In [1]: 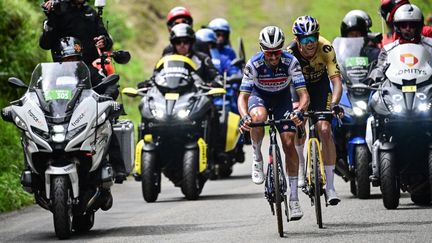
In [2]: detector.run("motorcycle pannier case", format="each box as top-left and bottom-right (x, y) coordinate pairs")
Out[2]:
(113, 120), (135, 174)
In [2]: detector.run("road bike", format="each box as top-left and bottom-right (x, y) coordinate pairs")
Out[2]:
(250, 109), (290, 237)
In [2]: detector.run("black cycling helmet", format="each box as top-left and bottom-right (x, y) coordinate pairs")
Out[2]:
(340, 14), (368, 37)
(55, 36), (83, 61)
(169, 23), (195, 44)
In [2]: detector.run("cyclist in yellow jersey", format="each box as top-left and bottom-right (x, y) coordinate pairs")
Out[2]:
(287, 15), (343, 205)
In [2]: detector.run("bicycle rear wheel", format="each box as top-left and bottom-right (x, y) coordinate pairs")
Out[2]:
(312, 142), (323, 228)
(272, 145), (284, 237)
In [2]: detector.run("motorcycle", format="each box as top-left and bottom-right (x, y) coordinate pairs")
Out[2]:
(210, 58), (245, 179)
(332, 37), (374, 199)
(1, 61), (123, 239)
(122, 55), (225, 202)
(368, 43), (432, 209)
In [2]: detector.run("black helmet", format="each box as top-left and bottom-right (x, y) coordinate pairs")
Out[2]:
(170, 23), (195, 44)
(55, 37), (83, 61)
(340, 13), (368, 37)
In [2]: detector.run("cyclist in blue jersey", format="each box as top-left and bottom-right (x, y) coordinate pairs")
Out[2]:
(238, 26), (310, 220)
(208, 18), (237, 61)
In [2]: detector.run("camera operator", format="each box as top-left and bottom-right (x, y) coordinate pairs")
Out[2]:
(40, 0), (127, 183)
(39, 0), (113, 83)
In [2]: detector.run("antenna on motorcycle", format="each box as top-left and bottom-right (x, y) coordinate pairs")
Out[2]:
(238, 37), (246, 68)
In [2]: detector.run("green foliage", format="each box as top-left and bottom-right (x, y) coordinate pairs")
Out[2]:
(0, 0), (49, 100)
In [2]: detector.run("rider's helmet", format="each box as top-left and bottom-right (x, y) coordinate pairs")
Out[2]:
(208, 18), (231, 46)
(292, 15), (320, 36)
(166, 6), (193, 29)
(195, 28), (217, 44)
(379, 0), (410, 24)
(393, 4), (423, 41)
(259, 26), (285, 51)
(340, 13), (368, 37)
(346, 10), (373, 30)
(170, 23), (195, 44)
(55, 36), (83, 61)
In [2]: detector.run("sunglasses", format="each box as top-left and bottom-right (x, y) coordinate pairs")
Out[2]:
(173, 38), (191, 45)
(298, 35), (318, 45)
(263, 49), (283, 57)
(398, 22), (417, 29)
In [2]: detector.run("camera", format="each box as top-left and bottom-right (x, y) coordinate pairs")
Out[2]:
(42, 0), (72, 15)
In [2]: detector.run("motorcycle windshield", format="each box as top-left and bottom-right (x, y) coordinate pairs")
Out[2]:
(154, 55), (196, 92)
(385, 43), (432, 85)
(29, 61), (91, 119)
(333, 37), (369, 85)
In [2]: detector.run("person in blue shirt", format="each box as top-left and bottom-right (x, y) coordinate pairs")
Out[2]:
(208, 18), (237, 62)
(238, 26), (309, 220)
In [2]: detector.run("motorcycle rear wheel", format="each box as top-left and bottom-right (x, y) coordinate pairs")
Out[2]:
(51, 175), (73, 239)
(72, 211), (94, 233)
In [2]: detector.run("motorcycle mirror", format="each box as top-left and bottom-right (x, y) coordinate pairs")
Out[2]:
(8, 77), (28, 89)
(122, 87), (139, 97)
(207, 87), (226, 96)
(94, 74), (119, 90)
(112, 50), (131, 64)
(230, 57), (245, 68)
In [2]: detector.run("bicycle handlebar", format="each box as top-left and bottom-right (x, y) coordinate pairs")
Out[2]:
(249, 110), (342, 128)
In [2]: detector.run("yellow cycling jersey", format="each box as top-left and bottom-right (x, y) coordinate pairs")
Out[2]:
(287, 36), (341, 84)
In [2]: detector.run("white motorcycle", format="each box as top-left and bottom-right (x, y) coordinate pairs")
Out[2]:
(367, 43), (432, 209)
(1, 61), (122, 239)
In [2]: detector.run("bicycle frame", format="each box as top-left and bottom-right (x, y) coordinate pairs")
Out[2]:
(306, 123), (327, 187)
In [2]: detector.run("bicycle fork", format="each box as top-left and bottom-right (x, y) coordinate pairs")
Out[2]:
(305, 137), (329, 206)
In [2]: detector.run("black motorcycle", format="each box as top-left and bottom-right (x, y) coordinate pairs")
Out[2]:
(368, 43), (432, 209)
(123, 55), (225, 202)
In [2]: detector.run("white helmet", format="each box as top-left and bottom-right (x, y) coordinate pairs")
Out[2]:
(393, 4), (423, 23)
(259, 26), (285, 51)
(393, 4), (423, 40)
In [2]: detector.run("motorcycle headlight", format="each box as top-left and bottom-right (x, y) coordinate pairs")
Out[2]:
(355, 101), (367, 110)
(52, 125), (66, 143)
(177, 109), (190, 119)
(14, 116), (27, 131)
(418, 103), (431, 112)
(353, 107), (364, 116)
(393, 105), (403, 113)
(151, 109), (164, 119)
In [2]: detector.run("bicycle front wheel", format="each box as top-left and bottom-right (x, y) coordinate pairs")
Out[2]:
(312, 141), (323, 228)
(272, 145), (284, 237)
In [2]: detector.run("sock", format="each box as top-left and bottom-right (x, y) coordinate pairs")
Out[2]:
(252, 139), (263, 162)
(295, 144), (305, 177)
(325, 165), (335, 191)
(288, 176), (299, 201)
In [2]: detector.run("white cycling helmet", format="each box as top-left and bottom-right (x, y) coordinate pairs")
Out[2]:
(259, 26), (285, 51)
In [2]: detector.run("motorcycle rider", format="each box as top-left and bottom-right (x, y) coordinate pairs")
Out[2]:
(162, 6), (194, 56)
(54, 36), (127, 183)
(380, 0), (432, 45)
(208, 18), (237, 62)
(238, 26), (309, 220)
(370, 4), (432, 83)
(340, 11), (381, 63)
(287, 16), (344, 205)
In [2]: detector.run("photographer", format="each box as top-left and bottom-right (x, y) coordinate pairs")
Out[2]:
(40, 1), (126, 183)
(39, 0), (113, 86)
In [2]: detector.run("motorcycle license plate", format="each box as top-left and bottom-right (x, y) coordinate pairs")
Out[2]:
(165, 93), (179, 100)
(402, 86), (416, 92)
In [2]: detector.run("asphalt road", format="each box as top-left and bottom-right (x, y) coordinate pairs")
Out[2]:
(1, 138), (432, 242)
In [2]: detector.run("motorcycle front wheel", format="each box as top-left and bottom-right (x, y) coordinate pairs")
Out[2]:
(182, 149), (200, 200)
(51, 175), (73, 239)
